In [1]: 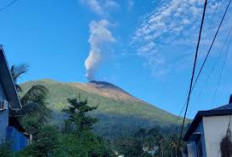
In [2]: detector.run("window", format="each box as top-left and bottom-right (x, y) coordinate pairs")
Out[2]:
(0, 100), (8, 111)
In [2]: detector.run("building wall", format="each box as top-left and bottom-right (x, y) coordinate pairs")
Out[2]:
(197, 121), (207, 157)
(203, 115), (232, 157)
(187, 121), (207, 157)
(0, 81), (8, 143)
(6, 127), (28, 151)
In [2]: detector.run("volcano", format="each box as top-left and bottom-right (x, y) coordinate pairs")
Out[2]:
(21, 79), (183, 138)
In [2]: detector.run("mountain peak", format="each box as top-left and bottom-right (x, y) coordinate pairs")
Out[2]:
(88, 80), (132, 97)
(21, 79), (182, 138)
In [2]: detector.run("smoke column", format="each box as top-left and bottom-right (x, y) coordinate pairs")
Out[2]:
(85, 19), (115, 81)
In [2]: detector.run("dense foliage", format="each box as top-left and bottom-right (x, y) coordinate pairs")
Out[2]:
(2, 96), (114, 157)
(113, 128), (184, 157)
(0, 64), (186, 157)
(21, 79), (183, 139)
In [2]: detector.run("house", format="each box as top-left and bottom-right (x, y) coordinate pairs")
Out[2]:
(183, 95), (232, 157)
(0, 46), (28, 151)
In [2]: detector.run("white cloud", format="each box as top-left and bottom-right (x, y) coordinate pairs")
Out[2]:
(81, 0), (104, 16)
(104, 0), (120, 9)
(81, 0), (119, 16)
(85, 19), (116, 80)
(132, 0), (223, 75)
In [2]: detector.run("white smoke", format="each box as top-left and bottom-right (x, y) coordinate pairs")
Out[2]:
(85, 19), (116, 81)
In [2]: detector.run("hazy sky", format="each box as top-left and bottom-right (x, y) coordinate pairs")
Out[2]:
(0, 0), (232, 118)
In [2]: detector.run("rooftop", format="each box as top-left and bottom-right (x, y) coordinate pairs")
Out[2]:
(184, 95), (232, 141)
(0, 46), (22, 110)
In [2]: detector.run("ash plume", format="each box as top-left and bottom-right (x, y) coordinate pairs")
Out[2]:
(85, 19), (115, 81)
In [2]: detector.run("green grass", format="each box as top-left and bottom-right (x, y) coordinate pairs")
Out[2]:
(21, 79), (183, 138)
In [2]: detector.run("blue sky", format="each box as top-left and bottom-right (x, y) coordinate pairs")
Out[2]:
(0, 0), (232, 118)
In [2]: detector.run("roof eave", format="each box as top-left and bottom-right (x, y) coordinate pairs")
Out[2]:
(0, 46), (22, 110)
(184, 109), (232, 141)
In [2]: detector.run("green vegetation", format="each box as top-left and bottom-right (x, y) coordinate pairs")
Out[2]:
(16, 97), (113, 157)
(2, 90), (114, 157)
(0, 143), (12, 157)
(20, 79), (183, 138)
(114, 128), (184, 157)
(62, 98), (98, 134)
(0, 65), (187, 157)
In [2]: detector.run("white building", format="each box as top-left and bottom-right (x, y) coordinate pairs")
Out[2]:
(184, 96), (232, 157)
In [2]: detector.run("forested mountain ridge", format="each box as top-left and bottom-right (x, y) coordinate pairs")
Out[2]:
(21, 79), (183, 138)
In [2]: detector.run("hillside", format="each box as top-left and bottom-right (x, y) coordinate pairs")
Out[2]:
(21, 79), (182, 138)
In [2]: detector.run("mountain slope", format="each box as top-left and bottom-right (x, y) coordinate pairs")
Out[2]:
(21, 79), (182, 138)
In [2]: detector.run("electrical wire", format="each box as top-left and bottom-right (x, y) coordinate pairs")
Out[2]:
(0, 0), (20, 13)
(211, 37), (232, 108)
(194, 23), (232, 105)
(191, 0), (232, 92)
(179, 0), (208, 142)
(177, 0), (232, 124)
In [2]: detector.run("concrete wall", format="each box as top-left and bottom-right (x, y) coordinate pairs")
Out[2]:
(203, 115), (232, 157)
(0, 81), (8, 143)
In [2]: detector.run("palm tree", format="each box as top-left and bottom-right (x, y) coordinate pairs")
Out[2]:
(169, 134), (183, 157)
(10, 64), (50, 141)
(10, 64), (48, 112)
(10, 64), (28, 92)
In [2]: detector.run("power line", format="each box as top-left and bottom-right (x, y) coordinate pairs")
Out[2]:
(191, 0), (232, 92)
(176, 0), (222, 123)
(0, 0), (20, 13)
(211, 37), (232, 108)
(194, 22), (232, 107)
(178, 0), (232, 115)
(179, 0), (232, 142)
(179, 0), (208, 142)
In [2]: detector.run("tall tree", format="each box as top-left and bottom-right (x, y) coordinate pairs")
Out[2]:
(10, 64), (50, 141)
(147, 128), (165, 157)
(63, 98), (98, 134)
(168, 134), (183, 157)
(62, 97), (114, 157)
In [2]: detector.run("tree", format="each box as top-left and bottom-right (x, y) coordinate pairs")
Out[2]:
(168, 134), (183, 157)
(10, 64), (48, 110)
(114, 137), (144, 157)
(19, 85), (50, 138)
(134, 128), (147, 140)
(63, 98), (97, 134)
(14, 85), (50, 141)
(62, 97), (113, 157)
(0, 142), (12, 157)
(10, 64), (50, 141)
(10, 64), (28, 92)
(19, 125), (60, 157)
(146, 128), (165, 157)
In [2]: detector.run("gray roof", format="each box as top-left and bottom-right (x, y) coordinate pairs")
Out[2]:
(0, 46), (22, 110)
(212, 104), (232, 111)
(184, 98), (232, 141)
